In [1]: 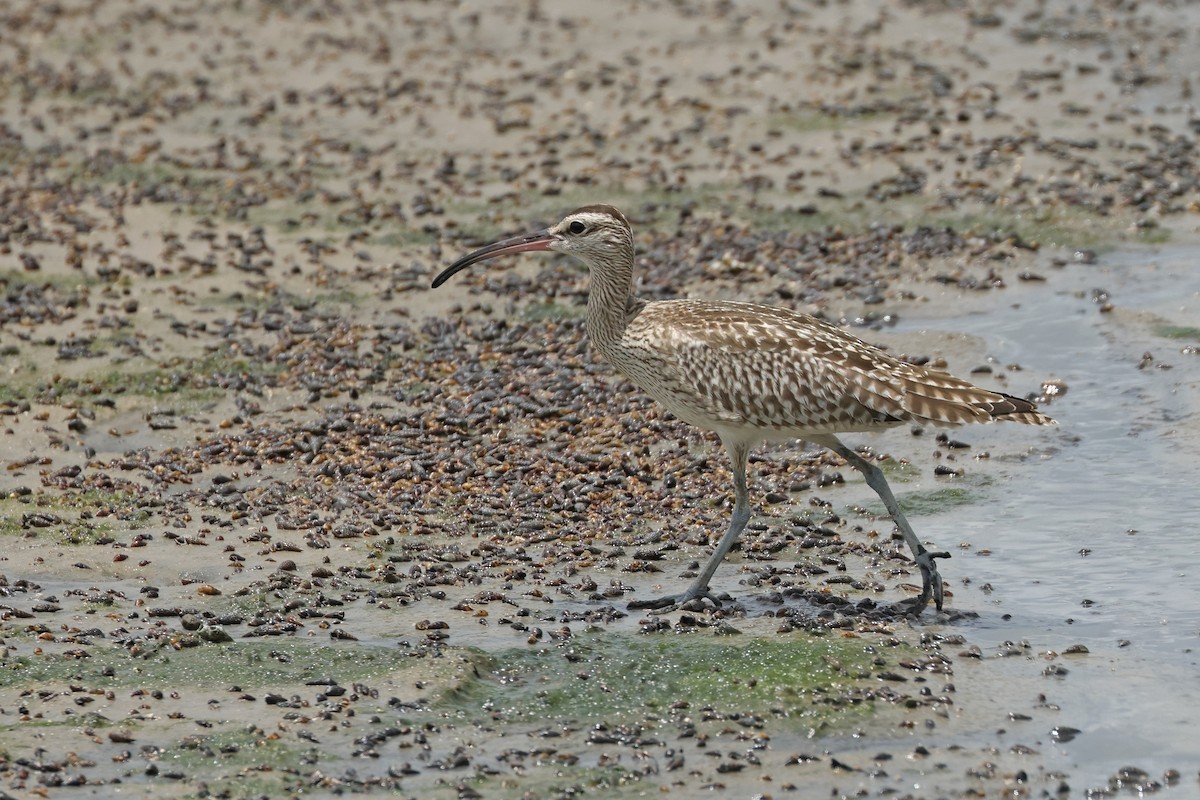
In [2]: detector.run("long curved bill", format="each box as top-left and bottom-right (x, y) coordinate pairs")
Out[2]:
(431, 229), (554, 288)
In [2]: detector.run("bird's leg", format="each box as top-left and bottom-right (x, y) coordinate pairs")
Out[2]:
(629, 439), (751, 612)
(813, 435), (950, 613)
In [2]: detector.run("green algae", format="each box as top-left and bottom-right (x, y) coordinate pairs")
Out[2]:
(440, 631), (892, 732)
(0, 640), (398, 691)
(1153, 323), (1200, 341)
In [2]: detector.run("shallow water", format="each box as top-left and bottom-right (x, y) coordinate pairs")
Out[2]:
(950, 253), (1199, 617)
(833, 246), (1200, 790)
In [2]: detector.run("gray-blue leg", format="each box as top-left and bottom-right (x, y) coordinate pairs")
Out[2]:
(813, 434), (948, 612)
(629, 438), (751, 611)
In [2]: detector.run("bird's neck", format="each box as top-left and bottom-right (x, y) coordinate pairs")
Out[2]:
(585, 254), (641, 351)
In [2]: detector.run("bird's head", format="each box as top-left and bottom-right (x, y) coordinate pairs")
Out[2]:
(431, 204), (632, 288)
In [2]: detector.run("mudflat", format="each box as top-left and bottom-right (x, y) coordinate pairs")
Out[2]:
(1, 1), (1198, 798)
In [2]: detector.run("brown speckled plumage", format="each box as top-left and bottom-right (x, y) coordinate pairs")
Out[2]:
(433, 204), (1055, 614)
(612, 299), (1052, 437)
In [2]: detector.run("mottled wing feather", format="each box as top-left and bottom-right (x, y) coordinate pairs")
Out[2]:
(622, 300), (1053, 433)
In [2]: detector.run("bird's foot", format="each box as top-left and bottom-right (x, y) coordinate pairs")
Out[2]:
(908, 547), (951, 614)
(628, 586), (727, 613)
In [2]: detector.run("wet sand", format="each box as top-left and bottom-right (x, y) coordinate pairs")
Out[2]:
(0, 1), (1198, 797)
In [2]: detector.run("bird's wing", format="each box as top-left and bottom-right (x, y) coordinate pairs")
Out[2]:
(627, 300), (1050, 431)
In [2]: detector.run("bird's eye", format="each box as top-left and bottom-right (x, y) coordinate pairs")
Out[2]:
(568, 220), (586, 234)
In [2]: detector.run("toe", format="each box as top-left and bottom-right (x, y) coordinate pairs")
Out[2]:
(628, 596), (678, 611)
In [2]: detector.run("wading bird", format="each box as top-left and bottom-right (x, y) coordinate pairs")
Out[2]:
(432, 205), (1053, 613)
